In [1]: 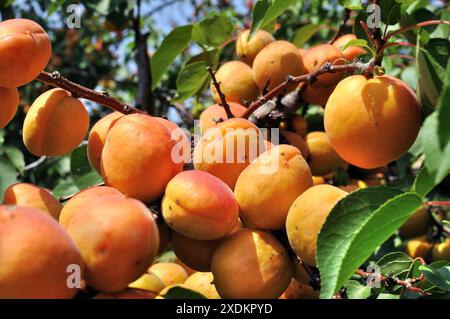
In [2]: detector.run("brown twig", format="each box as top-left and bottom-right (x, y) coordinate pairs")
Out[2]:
(384, 20), (450, 41)
(329, 8), (351, 44)
(241, 60), (373, 119)
(37, 71), (144, 115)
(207, 66), (234, 119)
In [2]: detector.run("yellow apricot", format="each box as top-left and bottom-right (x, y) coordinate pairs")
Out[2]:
(301, 82), (337, 106)
(431, 238), (450, 262)
(286, 185), (348, 266)
(211, 229), (293, 299)
(253, 40), (304, 91)
(291, 115), (307, 137)
(23, 88), (89, 156)
(185, 272), (221, 299)
(0, 205), (84, 298)
(236, 29), (275, 66)
(155, 117), (191, 165)
(87, 112), (124, 173)
(0, 19), (51, 87)
(199, 102), (247, 133)
(312, 176), (326, 185)
(59, 185), (123, 229)
(302, 44), (344, 85)
(66, 195), (159, 292)
(149, 262), (188, 287)
(128, 271), (165, 293)
(306, 131), (345, 176)
(101, 114), (182, 202)
(406, 236), (433, 260)
(280, 130), (309, 158)
(325, 75), (422, 169)
(235, 145), (313, 230)
(399, 206), (431, 239)
(0, 87), (19, 128)
(2, 182), (62, 220)
(162, 170), (239, 240)
(333, 34), (366, 62)
(193, 118), (266, 189)
(279, 279), (319, 299)
(210, 61), (259, 104)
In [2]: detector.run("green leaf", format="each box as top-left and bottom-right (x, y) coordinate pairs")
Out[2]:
(249, 0), (271, 38)
(2, 146), (25, 173)
(250, 0), (296, 38)
(161, 286), (207, 299)
(291, 24), (322, 48)
(341, 39), (374, 55)
(419, 265), (450, 292)
(151, 25), (193, 90)
(317, 187), (423, 299)
(343, 280), (371, 299)
(376, 252), (413, 278)
(380, 0), (401, 26)
(53, 179), (79, 199)
(0, 159), (18, 202)
(70, 145), (103, 190)
(0, 130), (4, 145)
(175, 61), (210, 102)
(413, 166), (437, 197)
(377, 293), (400, 299)
(339, 0), (363, 10)
(192, 14), (233, 49)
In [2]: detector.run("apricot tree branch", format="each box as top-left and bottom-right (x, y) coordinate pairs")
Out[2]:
(241, 60), (373, 119)
(329, 8), (351, 44)
(384, 20), (450, 41)
(37, 71), (144, 115)
(23, 156), (47, 171)
(207, 66), (234, 119)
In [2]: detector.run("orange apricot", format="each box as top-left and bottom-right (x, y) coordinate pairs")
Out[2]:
(128, 271), (165, 293)
(333, 34), (366, 62)
(199, 102), (247, 133)
(324, 75), (422, 169)
(406, 236), (433, 260)
(280, 279), (319, 299)
(399, 206), (431, 239)
(301, 82), (337, 106)
(149, 262), (188, 287)
(185, 272), (221, 299)
(431, 238), (450, 262)
(162, 170), (239, 240)
(0, 19), (51, 87)
(155, 117), (191, 164)
(23, 88), (89, 156)
(280, 130), (309, 158)
(0, 87), (19, 128)
(235, 29), (275, 66)
(291, 115), (307, 137)
(302, 44), (345, 85)
(306, 131), (345, 176)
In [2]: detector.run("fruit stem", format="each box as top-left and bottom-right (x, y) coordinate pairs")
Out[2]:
(37, 71), (144, 115)
(207, 66), (234, 119)
(384, 20), (450, 41)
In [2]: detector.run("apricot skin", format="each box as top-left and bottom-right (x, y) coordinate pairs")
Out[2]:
(155, 117), (191, 165)
(66, 195), (159, 293)
(406, 236), (433, 260)
(253, 40), (304, 91)
(199, 102), (247, 133)
(211, 229), (293, 299)
(162, 170), (239, 240)
(87, 112), (124, 173)
(0, 205), (84, 298)
(101, 114), (182, 202)
(2, 183), (62, 220)
(280, 279), (319, 299)
(128, 271), (165, 293)
(286, 185), (348, 266)
(280, 131), (309, 158)
(236, 29), (275, 66)
(431, 238), (450, 262)
(0, 19), (52, 88)
(302, 44), (344, 85)
(185, 272), (221, 299)
(149, 262), (188, 287)
(291, 115), (307, 138)
(399, 206), (431, 239)
(301, 82), (337, 106)
(210, 61), (259, 104)
(23, 88), (89, 156)
(333, 34), (366, 62)
(235, 145), (313, 230)
(306, 131), (344, 176)
(59, 186), (123, 229)
(325, 75), (421, 169)
(193, 118), (266, 189)
(0, 87), (19, 128)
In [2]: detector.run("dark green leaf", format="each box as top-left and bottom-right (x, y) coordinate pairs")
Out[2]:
(53, 179), (79, 199)
(70, 145), (103, 190)
(249, 0), (271, 38)
(377, 293), (400, 299)
(250, 0), (296, 38)
(380, 0), (401, 26)
(419, 265), (450, 292)
(343, 280), (371, 299)
(2, 146), (25, 173)
(192, 14), (233, 48)
(0, 159), (18, 202)
(161, 286), (208, 299)
(376, 252), (413, 278)
(175, 61), (210, 102)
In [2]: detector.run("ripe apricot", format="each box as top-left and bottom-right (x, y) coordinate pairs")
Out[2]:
(333, 34), (366, 62)
(59, 186), (123, 228)
(280, 130), (309, 158)
(128, 271), (165, 293)
(0, 87), (19, 128)
(302, 44), (344, 85)
(235, 145), (313, 230)
(162, 170), (239, 240)
(210, 61), (259, 104)
(211, 229), (293, 299)
(87, 112), (123, 173)
(286, 185), (348, 266)
(185, 272), (220, 299)
(101, 114), (182, 202)
(0, 19), (51, 87)
(199, 102), (247, 133)
(155, 117), (191, 164)
(193, 118), (266, 189)
(236, 29), (275, 65)
(306, 131), (345, 176)
(406, 236), (433, 260)
(253, 40), (304, 91)
(2, 182), (62, 220)
(280, 279), (319, 299)
(23, 88), (89, 156)
(325, 75), (421, 169)
(301, 82), (337, 106)
(431, 238), (450, 262)
(0, 205), (84, 298)
(66, 195), (159, 292)
(171, 220), (242, 271)
(291, 115), (307, 137)
(312, 176), (326, 185)
(149, 262), (188, 287)
(95, 289), (157, 299)
(399, 206), (431, 239)
(157, 222), (171, 255)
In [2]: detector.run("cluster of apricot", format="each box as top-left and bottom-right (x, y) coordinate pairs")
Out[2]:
(0, 18), (441, 300)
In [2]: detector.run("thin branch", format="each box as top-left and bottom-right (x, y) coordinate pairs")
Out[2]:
(384, 20), (450, 41)
(23, 156), (47, 171)
(37, 71), (144, 115)
(207, 66), (234, 119)
(329, 8), (351, 44)
(241, 60), (373, 119)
